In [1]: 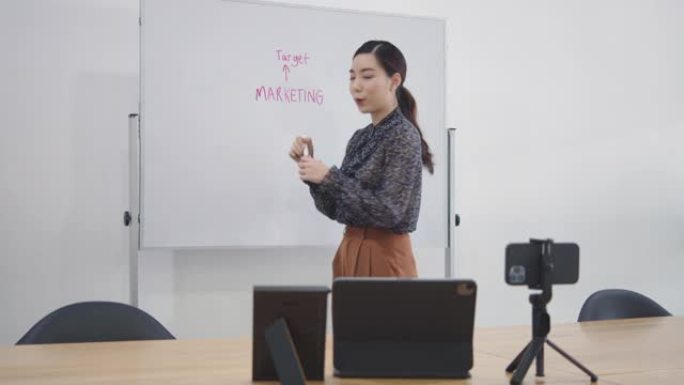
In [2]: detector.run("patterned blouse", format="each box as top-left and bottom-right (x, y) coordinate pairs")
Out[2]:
(308, 107), (422, 234)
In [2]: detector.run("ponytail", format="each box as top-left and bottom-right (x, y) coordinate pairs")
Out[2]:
(397, 86), (434, 174)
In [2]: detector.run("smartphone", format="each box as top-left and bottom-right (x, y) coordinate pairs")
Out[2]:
(505, 242), (579, 288)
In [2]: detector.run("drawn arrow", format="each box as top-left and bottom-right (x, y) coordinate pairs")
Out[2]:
(282, 64), (290, 82)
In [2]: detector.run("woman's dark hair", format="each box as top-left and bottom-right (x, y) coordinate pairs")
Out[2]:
(354, 40), (434, 174)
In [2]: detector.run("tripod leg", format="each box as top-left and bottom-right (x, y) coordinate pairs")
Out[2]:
(546, 339), (599, 382)
(506, 341), (531, 373)
(536, 342), (544, 377)
(510, 338), (544, 385)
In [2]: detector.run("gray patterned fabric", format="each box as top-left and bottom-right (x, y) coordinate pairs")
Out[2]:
(308, 107), (422, 233)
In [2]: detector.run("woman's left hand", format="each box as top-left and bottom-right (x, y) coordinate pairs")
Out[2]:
(298, 156), (330, 184)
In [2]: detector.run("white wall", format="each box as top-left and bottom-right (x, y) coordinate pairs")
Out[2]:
(441, 0), (684, 326)
(1, 0), (682, 345)
(0, 0), (138, 344)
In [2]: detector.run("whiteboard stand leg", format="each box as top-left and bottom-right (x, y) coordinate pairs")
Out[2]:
(446, 128), (458, 278)
(127, 113), (141, 307)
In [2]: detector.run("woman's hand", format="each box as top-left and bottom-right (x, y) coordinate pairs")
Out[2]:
(288, 136), (314, 162)
(298, 156), (330, 184)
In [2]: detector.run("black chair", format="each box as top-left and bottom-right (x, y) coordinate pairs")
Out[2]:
(16, 301), (175, 344)
(577, 289), (672, 322)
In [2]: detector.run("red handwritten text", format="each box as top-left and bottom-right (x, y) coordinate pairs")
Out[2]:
(276, 49), (310, 67)
(255, 86), (324, 106)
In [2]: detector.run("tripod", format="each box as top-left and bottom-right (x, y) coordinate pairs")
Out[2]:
(506, 239), (598, 385)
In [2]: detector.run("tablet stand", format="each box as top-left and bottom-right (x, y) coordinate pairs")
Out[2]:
(265, 318), (307, 385)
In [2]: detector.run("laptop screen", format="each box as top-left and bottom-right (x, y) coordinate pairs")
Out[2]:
(333, 278), (477, 378)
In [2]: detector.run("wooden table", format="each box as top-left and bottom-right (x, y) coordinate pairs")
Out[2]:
(1, 316), (682, 384)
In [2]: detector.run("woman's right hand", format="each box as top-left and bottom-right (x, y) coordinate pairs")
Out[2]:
(289, 135), (314, 162)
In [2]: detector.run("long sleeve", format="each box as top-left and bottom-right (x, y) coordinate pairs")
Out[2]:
(306, 108), (423, 233)
(308, 182), (337, 220)
(307, 129), (363, 220)
(318, 126), (422, 231)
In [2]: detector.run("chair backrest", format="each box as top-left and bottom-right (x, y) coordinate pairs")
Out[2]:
(577, 289), (672, 322)
(16, 301), (175, 345)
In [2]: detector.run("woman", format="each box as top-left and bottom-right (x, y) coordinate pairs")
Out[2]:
(289, 40), (434, 278)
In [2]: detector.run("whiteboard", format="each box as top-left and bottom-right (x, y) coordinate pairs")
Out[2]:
(140, 0), (446, 248)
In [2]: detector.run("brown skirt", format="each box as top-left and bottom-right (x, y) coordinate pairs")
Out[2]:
(332, 226), (418, 278)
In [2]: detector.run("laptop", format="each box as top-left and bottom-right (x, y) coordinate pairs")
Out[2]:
(333, 278), (477, 378)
